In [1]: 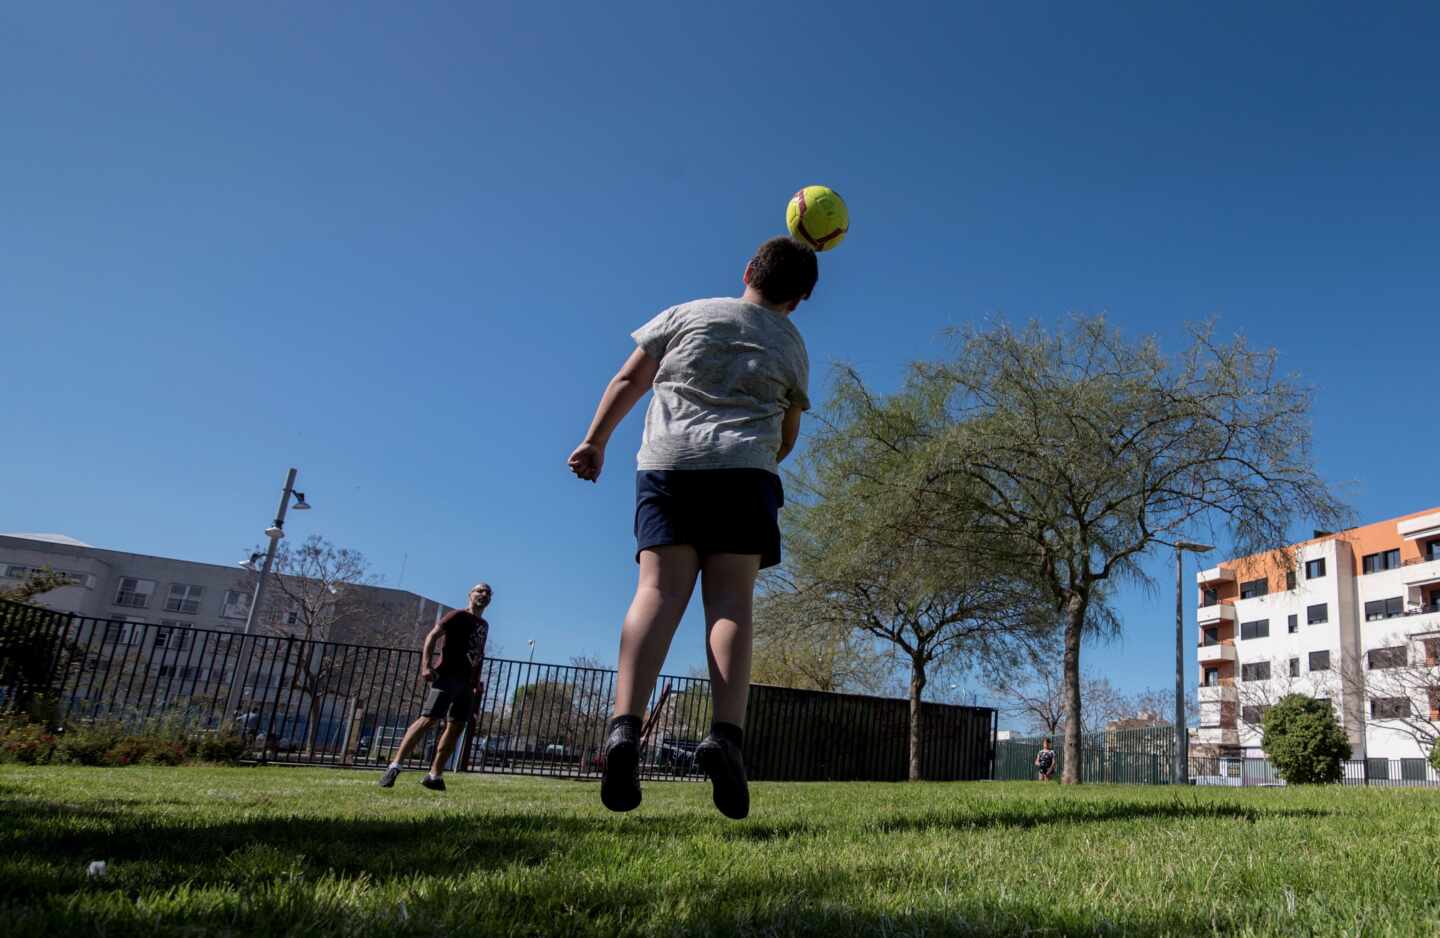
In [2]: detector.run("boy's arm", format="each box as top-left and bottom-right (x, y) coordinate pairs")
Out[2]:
(776, 403), (804, 463)
(568, 348), (660, 482)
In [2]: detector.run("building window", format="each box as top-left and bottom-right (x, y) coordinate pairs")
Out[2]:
(113, 578), (156, 609)
(0, 565), (93, 588)
(1308, 650), (1331, 672)
(164, 583), (205, 615)
(1201, 627), (1219, 646)
(1202, 587), (1219, 606)
(1242, 705), (1270, 725)
(1287, 614), (1299, 634)
(1241, 661), (1271, 682)
(1367, 646), (1407, 670)
(1240, 578), (1268, 600)
(153, 623), (194, 652)
(1240, 619), (1269, 640)
(1425, 639), (1440, 668)
(222, 590), (251, 620)
(102, 617), (143, 645)
(1288, 658), (1299, 677)
(1429, 687), (1440, 720)
(1306, 603), (1328, 625)
(1426, 540), (1440, 562)
(1203, 669), (1219, 687)
(1363, 597), (1404, 621)
(1285, 570), (1297, 590)
(1371, 697), (1411, 720)
(1305, 558), (1326, 580)
(1362, 549), (1401, 574)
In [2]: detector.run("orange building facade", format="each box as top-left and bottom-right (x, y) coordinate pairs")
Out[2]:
(1194, 508), (1440, 762)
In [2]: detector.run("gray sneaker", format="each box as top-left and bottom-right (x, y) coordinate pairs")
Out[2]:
(377, 765), (401, 788)
(420, 775), (447, 792)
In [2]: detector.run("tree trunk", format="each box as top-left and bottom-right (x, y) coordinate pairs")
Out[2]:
(908, 657), (927, 782)
(1061, 593), (1088, 784)
(304, 690), (321, 756)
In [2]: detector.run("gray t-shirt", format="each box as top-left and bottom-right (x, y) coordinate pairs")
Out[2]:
(632, 298), (810, 474)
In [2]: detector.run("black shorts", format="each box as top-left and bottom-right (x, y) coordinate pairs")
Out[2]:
(635, 469), (784, 569)
(421, 677), (473, 722)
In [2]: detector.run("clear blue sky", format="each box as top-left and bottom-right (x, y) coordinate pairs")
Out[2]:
(4, 3), (1438, 719)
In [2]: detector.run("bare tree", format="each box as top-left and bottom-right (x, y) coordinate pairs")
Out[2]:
(1334, 640), (1440, 760)
(830, 315), (1347, 781)
(239, 535), (411, 754)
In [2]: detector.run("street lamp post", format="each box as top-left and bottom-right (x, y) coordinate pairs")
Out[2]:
(225, 468), (311, 721)
(1175, 540), (1214, 785)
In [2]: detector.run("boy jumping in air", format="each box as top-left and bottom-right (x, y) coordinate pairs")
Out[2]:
(567, 237), (817, 819)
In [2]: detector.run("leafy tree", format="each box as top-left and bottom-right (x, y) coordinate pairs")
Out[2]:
(0, 569), (73, 605)
(773, 376), (1048, 781)
(753, 589), (896, 695)
(833, 315), (1346, 781)
(1431, 739), (1440, 775)
(1, 569), (83, 718)
(1262, 693), (1351, 784)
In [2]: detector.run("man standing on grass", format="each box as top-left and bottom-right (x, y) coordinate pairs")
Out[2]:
(377, 583), (491, 791)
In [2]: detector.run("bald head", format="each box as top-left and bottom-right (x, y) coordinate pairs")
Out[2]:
(469, 583), (492, 613)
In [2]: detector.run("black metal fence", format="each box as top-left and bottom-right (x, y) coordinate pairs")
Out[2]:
(995, 726), (1181, 784)
(1190, 756), (1440, 788)
(1, 599), (997, 783)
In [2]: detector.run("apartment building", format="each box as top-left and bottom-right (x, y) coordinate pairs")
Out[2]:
(1193, 508), (1440, 761)
(0, 532), (452, 648)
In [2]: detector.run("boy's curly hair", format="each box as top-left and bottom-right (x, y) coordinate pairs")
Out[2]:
(748, 237), (818, 305)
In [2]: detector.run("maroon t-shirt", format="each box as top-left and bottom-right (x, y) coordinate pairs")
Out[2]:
(436, 610), (488, 682)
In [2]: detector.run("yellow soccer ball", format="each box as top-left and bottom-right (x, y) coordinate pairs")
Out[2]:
(786, 185), (849, 252)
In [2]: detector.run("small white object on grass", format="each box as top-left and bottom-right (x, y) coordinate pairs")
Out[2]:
(87, 861), (107, 879)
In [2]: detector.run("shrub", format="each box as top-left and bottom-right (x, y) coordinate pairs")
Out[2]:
(55, 722), (123, 766)
(196, 730), (248, 764)
(1262, 694), (1352, 784)
(105, 736), (157, 767)
(143, 740), (190, 766)
(1431, 739), (1439, 774)
(0, 720), (58, 764)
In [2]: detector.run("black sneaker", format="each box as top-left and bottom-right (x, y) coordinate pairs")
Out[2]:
(696, 735), (749, 820)
(420, 775), (446, 792)
(378, 765), (402, 788)
(600, 728), (641, 812)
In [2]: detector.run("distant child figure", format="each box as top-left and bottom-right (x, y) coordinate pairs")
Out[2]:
(568, 237), (818, 819)
(1035, 738), (1056, 781)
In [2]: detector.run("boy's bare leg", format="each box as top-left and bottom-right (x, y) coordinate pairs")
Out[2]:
(695, 552), (760, 820)
(613, 545), (701, 717)
(429, 720), (466, 778)
(700, 552), (761, 726)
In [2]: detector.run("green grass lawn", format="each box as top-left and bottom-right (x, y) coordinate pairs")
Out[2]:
(2, 766), (1438, 937)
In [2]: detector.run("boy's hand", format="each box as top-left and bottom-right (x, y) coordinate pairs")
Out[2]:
(568, 442), (605, 482)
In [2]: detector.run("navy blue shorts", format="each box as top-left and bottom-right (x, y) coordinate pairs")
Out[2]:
(635, 469), (784, 569)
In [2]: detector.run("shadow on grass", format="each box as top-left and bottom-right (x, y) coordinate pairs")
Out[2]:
(0, 783), (1309, 937)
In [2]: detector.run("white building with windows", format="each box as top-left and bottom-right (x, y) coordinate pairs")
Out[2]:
(0, 532), (452, 649)
(1193, 509), (1440, 765)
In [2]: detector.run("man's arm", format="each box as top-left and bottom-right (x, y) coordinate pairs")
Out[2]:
(776, 402), (805, 463)
(419, 622), (443, 682)
(568, 348), (661, 482)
